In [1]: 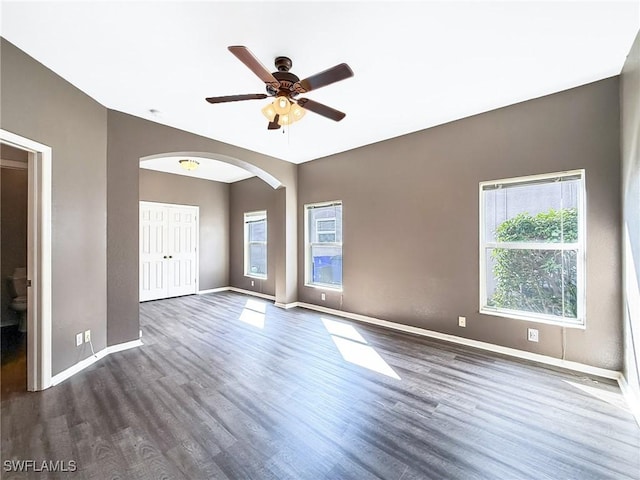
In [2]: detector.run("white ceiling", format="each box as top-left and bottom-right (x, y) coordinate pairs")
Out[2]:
(140, 155), (254, 183)
(2, 1), (639, 169)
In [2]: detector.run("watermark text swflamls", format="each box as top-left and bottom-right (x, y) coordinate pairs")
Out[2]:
(3, 459), (77, 473)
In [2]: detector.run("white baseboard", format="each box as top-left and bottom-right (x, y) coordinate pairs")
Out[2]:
(228, 287), (275, 301)
(199, 286), (276, 301)
(50, 339), (143, 387)
(274, 301), (300, 309)
(295, 302), (621, 381)
(618, 374), (640, 427)
(198, 287), (230, 295)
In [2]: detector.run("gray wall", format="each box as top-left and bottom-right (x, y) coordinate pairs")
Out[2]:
(107, 110), (295, 346)
(298, 77), (622, 370)
(1, 166), (28, 325)
(229, 177), (278, 296)
(1, 35), (629, 377)
(1, 38), (108, 375)
(621, 32), (640, 400)
(139, 169), (230, 290)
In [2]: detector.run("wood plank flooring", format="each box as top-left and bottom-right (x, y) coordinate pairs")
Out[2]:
(2, 291), (639, 479)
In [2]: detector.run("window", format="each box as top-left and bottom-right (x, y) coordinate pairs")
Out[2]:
(244, 211), (267, 278)
(316, 219), (336, 242)
(305, 201), (343, 289)
(479, 170), (585, 326)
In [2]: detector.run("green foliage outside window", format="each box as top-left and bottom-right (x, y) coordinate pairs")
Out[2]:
(490, 208), (578, 318)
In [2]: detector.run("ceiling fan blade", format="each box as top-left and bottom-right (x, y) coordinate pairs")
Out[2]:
(294, 63), (354, 94)
(205, 93), (268, 104)
(228, 46), (280, 88)
(297, 98), (346, 122)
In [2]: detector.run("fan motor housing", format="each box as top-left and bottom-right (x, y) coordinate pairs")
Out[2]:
(267, 70), (300, 97)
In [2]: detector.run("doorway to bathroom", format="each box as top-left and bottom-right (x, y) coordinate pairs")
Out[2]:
(0, 129), (52, 392)
(1, 145), (28, 395)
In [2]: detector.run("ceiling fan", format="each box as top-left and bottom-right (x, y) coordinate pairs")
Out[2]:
(206, 46), (354, 130)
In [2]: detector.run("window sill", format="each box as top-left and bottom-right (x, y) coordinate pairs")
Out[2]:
(245, 274), (267, 280)
(479, 307), (585, 329)
(304, 283), (343, 292)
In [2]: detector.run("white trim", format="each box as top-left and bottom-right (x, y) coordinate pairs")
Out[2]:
(1, 129), (52, 392)
(479, 169), (586, 328)
(304, 283), (344, 292)
(228, 287), (275, 301)
(198, 286), (276, 301)
(274, 301), (300, 309)
(479, 169), (585, 188)
(198, 287), (231, 295)
(304, 200), (343, 289)
(618, 374), (640, 427)
(479, 307), (586, 329)
(139, 200), (200, 210)
(104, 339), (144, 355)
(0, 159), (28, 169)
(244, 210), (268, 279)
(484, 241), (580, 250)
(295, 302), (620, 380)
(139, 151), (282, 189)
(139, 201), (199, 301)
(50, 339), (143, 386)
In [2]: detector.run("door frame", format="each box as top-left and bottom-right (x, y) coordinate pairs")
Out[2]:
(1, 129), (52, 391)
(139, 201), (200, 301)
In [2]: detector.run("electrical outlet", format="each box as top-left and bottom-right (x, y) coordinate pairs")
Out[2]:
(458, 316), (466, 327)
(251, 280), (255, 287)
(75, 333), (83, 347)
(528, 328), (539, 342)
(321, 293), (326, 301)
(85, 330), (91, 343)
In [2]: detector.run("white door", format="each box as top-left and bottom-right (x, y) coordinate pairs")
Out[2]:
(140, 202), (198, 301)
(167, 207), (198, 297)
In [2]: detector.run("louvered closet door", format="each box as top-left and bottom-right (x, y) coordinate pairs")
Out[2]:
(140, 202), (199, 302)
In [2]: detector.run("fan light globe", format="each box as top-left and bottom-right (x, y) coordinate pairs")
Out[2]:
(273, 96), (291, 115)
(278, 114), (291, 126)
(261, 103), (277, 122)
(290, 103), (305, 121)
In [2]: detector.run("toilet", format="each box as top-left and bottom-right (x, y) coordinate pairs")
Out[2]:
(7, 267), (27, 332)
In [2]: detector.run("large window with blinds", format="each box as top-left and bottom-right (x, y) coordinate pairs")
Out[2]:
(305, 201), (343, 289)
(244, 211), (267, 279)
(480, 170), (586, 326)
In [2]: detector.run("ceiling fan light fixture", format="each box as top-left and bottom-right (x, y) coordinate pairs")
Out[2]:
(179, 159), (200, 171)
(273, 95), (291, 115)
(261, 103), (277, 122)
(277, 103), (305, 126)
(290, 103), (306, 121)
(278, 114), (291, 126)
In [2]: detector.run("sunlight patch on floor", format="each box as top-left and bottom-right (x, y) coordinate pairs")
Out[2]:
(239, 299), (267, 328)
(322, 318), (366, 343)
(322, 317), (400, 380)
(563, 380), (628, 410)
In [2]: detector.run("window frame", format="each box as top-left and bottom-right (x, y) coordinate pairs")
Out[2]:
(304, 200), (343, 291)
(244, 210), (267, 279)
(479, 169), (586, 328)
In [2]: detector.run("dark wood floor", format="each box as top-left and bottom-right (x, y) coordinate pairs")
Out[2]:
(1, 327), (27, 398)
(2, 292), (639, 479)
